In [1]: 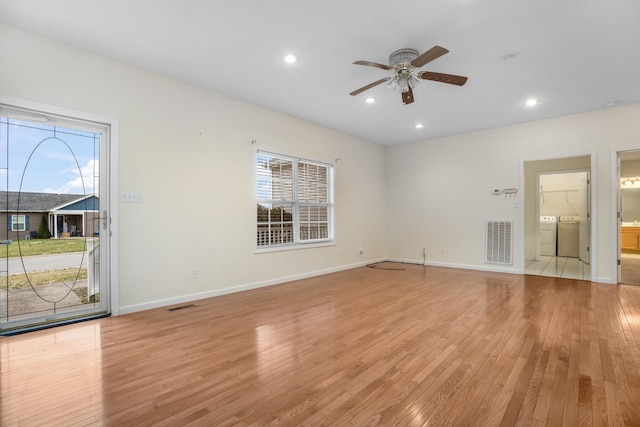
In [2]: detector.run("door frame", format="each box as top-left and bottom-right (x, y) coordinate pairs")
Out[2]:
(0, 94), (119, 317)
(614, 148), (640, 284)
(521, 152), (596, 279)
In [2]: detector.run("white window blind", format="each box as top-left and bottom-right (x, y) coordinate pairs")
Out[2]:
(257, 151), (333, 248)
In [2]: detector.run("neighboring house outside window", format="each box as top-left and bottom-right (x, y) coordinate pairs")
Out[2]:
(256, 151), (334, 248)
(8, 214), (28, 231)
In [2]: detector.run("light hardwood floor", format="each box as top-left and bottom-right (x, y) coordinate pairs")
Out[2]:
(2, 263), (640, 426)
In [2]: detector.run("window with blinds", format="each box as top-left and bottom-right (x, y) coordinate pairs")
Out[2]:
(9, 214), (28, 231)
(256, 151), (333, 248)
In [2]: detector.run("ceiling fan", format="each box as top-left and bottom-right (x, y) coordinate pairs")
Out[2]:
(349, 46), (468, 105)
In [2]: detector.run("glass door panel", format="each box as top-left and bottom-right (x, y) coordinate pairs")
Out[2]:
(0, 105), (110, 334)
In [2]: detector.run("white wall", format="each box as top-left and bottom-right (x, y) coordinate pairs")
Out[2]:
(0, 23), (387, 312)
(621, 160), (640, 222)
(621, 188), (640, 223)
(621, 159), (640, 177)
(386, 104), (640, 283)
(539, 172), (587, 217)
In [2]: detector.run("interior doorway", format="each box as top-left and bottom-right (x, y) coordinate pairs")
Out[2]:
(523, 156), (592, 280)
(618, 150), (640, 286)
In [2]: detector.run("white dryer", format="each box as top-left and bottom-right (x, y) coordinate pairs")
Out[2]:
(558, 216), (580, 257)
(540, 216), (557, 256)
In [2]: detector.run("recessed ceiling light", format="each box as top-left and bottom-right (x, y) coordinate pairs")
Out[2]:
(605, 101), (619, 108)
(283, 54), (298, 64)
(365, 97), (377, 103)
(525, 98), (539, 107)
(415, 123), (424, 129)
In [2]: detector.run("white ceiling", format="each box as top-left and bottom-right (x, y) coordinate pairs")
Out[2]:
(1, 0), (639, 145)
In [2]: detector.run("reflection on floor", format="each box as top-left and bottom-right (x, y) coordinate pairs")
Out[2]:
(525, 256), (591, 281)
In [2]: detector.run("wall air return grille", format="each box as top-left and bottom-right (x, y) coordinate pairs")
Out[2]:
(485, 220), (513, 265)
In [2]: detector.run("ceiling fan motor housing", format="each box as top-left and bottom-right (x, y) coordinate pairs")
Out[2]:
(389, 48), (419, 66)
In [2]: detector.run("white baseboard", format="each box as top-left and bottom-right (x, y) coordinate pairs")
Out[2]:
(386, 257), (522, 275)
(388, 258), (618, 284)
(119, 258), (385, 315)
(595, 277), (618, 285)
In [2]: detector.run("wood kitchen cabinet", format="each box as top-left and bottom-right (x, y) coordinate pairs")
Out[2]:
(621, 227), (640, 253)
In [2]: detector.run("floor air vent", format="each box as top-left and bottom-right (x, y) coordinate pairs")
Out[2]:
(168, 304), (197, 312)
(486, 220), (513, 265)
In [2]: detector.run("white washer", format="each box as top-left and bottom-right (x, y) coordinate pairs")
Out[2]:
(558, 216), (580, 257)
(540, 216), (557, 256)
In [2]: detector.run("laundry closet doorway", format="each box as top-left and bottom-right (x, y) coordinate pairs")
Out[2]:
(523, 156), (592, 281)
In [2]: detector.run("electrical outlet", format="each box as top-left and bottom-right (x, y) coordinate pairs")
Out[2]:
(359, 247), (364, 255)
(191, 268), (197, 279)
(440, 246), (445, 255)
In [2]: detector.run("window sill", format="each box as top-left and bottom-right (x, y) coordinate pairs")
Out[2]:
(255, 240), (336, 254)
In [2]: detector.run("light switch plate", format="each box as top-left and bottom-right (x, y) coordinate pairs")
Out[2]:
(121, 192), (142, 203)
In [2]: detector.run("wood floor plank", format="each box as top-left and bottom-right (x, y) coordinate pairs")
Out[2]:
(2, 264), (640, 426)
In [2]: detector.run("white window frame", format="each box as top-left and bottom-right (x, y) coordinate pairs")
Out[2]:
(256, 150), (334, 250)
(11, 214), (26, 231)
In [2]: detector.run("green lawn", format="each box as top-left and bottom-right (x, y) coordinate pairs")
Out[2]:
(0, 238), (89, 258)
(0, 239), (97, 304)
(1, 268), (88, 290)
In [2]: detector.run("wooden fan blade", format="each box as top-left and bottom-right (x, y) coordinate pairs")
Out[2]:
(411, 46), (449, 68)
(349, 77), (390, 96)
(353, 60), (392, 70)
(419, 71), (468, 86)
(401, 87), (414, 105)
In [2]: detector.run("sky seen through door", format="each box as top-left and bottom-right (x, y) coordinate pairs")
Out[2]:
(0, 118), (99, 195)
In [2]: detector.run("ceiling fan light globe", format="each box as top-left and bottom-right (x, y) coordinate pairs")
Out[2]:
(398, 77), (410, 93)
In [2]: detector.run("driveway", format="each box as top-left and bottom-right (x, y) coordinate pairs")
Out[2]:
(0, 280), (87, 318)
